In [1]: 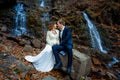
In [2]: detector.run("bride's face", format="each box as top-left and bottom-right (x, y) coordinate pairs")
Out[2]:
(53, 24), (57, 29)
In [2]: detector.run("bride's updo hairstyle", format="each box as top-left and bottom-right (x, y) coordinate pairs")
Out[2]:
(47, 21), (56, 30)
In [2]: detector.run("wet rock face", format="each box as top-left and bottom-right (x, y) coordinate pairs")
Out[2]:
(0, 0), (16, 9)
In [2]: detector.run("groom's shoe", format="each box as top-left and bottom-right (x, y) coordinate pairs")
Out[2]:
(53, 62), (62, 70)
(66, 66), (71, 74)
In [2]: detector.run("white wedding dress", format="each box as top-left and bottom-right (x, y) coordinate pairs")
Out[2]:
(24, 30), (59, 72)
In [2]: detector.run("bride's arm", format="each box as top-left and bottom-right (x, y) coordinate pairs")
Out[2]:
(46, 31), (57, 46)
(46, 31), (52, 45)
(46, 30), (60, 45)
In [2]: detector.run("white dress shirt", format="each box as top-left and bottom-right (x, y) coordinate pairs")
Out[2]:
(60, 26), (65, 38)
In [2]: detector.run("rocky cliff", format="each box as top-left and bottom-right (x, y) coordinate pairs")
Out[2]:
(0, 0), (120, 79)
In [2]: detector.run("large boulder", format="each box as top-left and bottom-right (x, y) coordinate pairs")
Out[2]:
(60, 49), (92, 80)
(31, 38), (41, 48)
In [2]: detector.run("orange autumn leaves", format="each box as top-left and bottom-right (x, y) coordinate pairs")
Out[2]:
(0, 38), (64, 80)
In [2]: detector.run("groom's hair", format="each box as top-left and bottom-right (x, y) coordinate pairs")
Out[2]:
(58, 19), (65, 26)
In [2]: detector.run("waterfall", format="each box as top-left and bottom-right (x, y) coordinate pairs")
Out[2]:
(40, 12), (50, 33)
(12, 3), (27, 36)
(40, 0), (45, 7)
(83, 12), (119, 67)
(82, 12), (107, 53)
(108, 57), (119, 67)
(40, 0), (50, 34)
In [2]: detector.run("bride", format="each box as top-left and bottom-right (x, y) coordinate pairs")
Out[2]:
(24, 22), (59, 72)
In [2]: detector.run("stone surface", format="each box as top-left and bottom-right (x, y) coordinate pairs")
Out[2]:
(31, 39), (41, 48)
(1, 25), (7, 32)
(23, 45), (34, 52)
(60, 49), (92, 80)
(42, 75), (57, 80)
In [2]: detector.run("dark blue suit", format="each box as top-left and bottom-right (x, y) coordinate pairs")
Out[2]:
(52, 26), (73, 67)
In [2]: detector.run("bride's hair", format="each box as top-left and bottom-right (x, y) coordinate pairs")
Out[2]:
(48, 21), (56, 30)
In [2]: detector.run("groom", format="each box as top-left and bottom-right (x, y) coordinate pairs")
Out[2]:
(52, 19), (73, 74)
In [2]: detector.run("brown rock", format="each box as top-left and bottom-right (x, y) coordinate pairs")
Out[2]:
(1, 25), (7, 32)
(60, 49), (92, 80)
(24, 45), (34, 52)
(106, 71), (118, 80)
(31, 39), (41, 48)
(92, 57), (101, 65)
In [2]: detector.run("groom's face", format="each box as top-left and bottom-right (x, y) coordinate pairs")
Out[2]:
(57, 22), (62, 30)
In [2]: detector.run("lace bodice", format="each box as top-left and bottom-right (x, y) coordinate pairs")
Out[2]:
(46, 30), (59, 46)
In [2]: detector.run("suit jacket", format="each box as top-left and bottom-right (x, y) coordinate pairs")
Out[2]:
(59, 26), (73, 49)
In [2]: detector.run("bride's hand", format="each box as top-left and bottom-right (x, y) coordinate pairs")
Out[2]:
(56, 40), (59, 45)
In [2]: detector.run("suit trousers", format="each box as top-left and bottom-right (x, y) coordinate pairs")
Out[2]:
(52, 45), (73, 67)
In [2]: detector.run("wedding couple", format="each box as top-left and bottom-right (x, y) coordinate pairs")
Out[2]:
(25, 19), (73, 74)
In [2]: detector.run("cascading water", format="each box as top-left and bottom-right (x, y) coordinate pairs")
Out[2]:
(40, 0), (45, 7)
(82, 12), (119, 67)
(40, 0), (50, 34)
(108, 57), (119, 67)
(40, 12), (50, 34)
(82, 12), (107, 53)
(12, 3), (27, 36)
